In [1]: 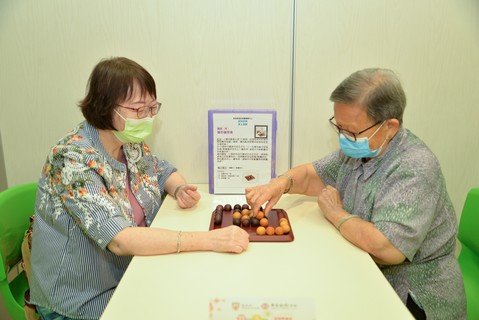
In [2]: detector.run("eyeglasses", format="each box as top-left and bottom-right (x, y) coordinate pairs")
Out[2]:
(117, 102), (162, 119)
(329, 116), (381, 141)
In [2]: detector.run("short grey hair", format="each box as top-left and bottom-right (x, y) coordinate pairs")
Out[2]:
(330, 68), (406, 125)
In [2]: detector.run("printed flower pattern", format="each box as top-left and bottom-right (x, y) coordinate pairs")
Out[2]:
(37, 122), (174, 234)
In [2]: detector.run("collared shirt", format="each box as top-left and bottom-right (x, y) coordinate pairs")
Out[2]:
(30, 121), (176, 319)
(313, 127), (466, 320)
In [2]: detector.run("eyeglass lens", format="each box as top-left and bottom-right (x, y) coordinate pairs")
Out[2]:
(329, 117), (357, 141)
(137, 103), (160, 118)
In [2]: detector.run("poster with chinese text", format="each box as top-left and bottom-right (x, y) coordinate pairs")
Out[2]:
(208, 109), (277, 194)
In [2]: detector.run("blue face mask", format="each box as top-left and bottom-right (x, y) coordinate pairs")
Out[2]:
(339, 122), (387, 158)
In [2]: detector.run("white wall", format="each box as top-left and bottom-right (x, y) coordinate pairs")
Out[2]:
(0, 0), (293, 185)
(149, 1), (293, 181)
(293, 0), (479, 215)
(1, 0), (478, 216)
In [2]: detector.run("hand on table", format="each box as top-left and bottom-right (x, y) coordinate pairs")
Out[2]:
(208, 225), (249, 253)
(175, 184), (201, 209)
(317, 185), (345, 220)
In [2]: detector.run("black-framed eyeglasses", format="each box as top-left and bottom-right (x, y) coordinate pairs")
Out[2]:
(329, 116), (381, 141)
(117, 102), (162, 119)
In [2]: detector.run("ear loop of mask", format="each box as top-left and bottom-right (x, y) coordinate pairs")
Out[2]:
(371, 121), (389, 152)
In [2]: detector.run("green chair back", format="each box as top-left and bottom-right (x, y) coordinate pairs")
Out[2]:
(458, 188), (479, 320)
(0, 182), (37, 320)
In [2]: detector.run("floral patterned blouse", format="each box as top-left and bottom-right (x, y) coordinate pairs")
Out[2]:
(313, 127), (466, 320)
(29, 121), (176, 319)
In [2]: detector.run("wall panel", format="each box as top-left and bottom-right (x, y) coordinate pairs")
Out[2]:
(1, 0), (478, 215)
(293, 0), (479, 214)
(0, 0), (293, 186)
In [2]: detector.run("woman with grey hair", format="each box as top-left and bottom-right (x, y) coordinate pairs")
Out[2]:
(246, 68), (466, 319)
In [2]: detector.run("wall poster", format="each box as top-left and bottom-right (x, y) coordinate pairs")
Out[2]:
(208, 109), (277, 194)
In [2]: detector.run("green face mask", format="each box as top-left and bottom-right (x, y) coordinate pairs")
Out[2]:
(113, 110), (154, 143)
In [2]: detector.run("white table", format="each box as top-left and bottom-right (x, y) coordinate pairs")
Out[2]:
(101, 185), (413, 320)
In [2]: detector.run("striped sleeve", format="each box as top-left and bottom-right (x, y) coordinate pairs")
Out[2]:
(57, 157), (133, 250)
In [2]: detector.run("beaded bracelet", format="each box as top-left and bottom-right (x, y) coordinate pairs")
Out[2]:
(176, 231), (182, 253)
(278, 174), (293, 194)
(336, 214), (360, 231)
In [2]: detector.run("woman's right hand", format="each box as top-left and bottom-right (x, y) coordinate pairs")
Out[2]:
(208, 225), (250, 253)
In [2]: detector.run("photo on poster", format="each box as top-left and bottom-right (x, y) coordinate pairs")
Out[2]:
(254, 125), (268, 138)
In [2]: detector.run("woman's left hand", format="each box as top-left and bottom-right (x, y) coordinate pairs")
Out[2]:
(175, 185), (201, 209)
(317, 185), (344, 219)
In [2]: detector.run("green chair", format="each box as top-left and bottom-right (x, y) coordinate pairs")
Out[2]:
(458, 188), (479, 320)
(0, 182), (37, 320)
